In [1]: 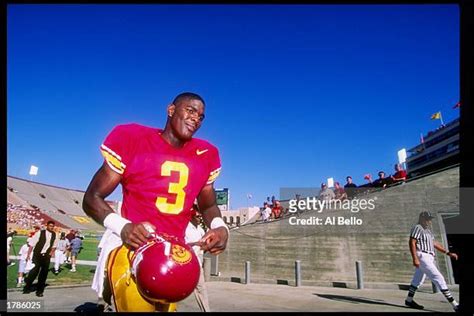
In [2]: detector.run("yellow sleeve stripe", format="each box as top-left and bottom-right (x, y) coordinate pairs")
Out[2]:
(209, 167), (221, 176)
(101, 144), (124, 163)
(100, 149), (126, 175)
(207, 168), (221, 184)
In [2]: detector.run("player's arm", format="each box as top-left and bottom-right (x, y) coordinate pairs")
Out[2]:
(83, 162), (122, 224)
(197, 184), (229, 255)
(82, 162), (152, 249)
(409, 237), (420, 267)
(434, 240), (458, 260)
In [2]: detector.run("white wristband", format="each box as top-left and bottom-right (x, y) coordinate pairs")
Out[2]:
(103, 213), (131, 237)
(210, 217), (229, 233)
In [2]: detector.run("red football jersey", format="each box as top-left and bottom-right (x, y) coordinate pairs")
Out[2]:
(100, 123), (221, 241)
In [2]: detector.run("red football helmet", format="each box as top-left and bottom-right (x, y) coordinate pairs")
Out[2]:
(131, 234), (200, 303)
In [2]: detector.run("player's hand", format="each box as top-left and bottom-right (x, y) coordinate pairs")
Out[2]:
(413, 257), (420, 268)
(199, 227), (228, 255)
(448, 252), (458, 260)
(120, 222), (156, 249)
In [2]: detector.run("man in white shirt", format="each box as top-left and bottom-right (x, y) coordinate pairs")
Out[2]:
(319, 183), (335, 201)
(262, 202), (271, 222)
(185, 211), (210, 312)
(23, 221), (58, 297)
(54, 232), (70, 274)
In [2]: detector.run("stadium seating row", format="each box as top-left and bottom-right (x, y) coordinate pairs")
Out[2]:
(7, 176), (109, 233)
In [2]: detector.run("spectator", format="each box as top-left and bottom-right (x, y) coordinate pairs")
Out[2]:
(271, 200), (284, 219)
(319, 183), (335, 201)
(7, 229), (17, 267)
(364, 174), (373, 186)
(344, 176), (358, 199)
(185, 212), (210, 312)
(65, 230), (76, 263)
(69, 233), (83, 272)
(373, 171), (393, 188)
(261, 202), (272, 222)
(53, 232), (70, 274)
(17, 238), (32, 287)
(23, 220), (58, 297)
(30, 226), (40, 237)
(392, 163), (407, 183)
(334, 182), (348, 200)
(66, 230), (76, 241)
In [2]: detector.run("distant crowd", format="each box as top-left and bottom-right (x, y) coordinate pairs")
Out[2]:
(7, 203), (46, 230)
(258, 163), (408, 222)
(260, 199), (285, 222)
(321, 163), (408, 200)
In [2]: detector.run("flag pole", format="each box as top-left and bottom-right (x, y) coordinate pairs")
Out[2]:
(440, 111), (444, 126)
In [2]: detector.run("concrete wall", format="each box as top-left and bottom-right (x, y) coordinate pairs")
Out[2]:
(221, 207), (260, 227)
(217, 167), (459, 285)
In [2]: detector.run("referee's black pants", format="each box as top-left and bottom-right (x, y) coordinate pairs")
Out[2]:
(25, 253), (51, 293)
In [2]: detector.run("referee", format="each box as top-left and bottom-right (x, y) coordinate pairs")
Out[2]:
(405, 211), (459, 311)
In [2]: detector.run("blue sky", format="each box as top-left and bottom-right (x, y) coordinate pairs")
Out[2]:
(7, 4), (459, 209)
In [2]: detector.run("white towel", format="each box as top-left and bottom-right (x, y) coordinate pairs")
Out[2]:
(91, 228), (122, 298)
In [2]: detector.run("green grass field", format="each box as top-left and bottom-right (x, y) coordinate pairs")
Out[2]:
(10, 235), (101, 261)
(7, 259), (96, 289)
(8, 235), (102, 288)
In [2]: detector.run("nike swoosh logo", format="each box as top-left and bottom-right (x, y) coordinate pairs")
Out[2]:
(196, 149), (209, 155)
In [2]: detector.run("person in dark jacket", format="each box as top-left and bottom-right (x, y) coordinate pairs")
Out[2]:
(23, 221), (58, 297)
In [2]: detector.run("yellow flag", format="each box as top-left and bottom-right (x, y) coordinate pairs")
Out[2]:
(431, 112), (441, 120)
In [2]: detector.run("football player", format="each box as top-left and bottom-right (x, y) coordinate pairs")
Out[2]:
(83, 92), (229, 312)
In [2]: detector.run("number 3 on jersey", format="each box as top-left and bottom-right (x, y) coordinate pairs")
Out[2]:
(155, 161), (189, 215)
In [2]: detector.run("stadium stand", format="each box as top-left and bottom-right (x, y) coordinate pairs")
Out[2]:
(7, 188), (28, 206)
(7, 202), (68, 232)
(65, 190), (86, 204)
(7, 176), (107, 233)
(218, 165), (459, 285)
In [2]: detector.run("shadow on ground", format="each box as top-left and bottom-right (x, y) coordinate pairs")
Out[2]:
(74, 302), (102, 312)
(314, 293), (439, 312)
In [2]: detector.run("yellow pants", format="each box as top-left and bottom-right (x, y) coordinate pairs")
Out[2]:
(106, 245), (177, 312)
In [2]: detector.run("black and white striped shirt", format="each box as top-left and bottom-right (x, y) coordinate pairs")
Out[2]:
(410, 224), (435, 255)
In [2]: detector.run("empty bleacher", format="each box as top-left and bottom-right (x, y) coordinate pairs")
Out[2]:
(7, 176), (107, 232)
